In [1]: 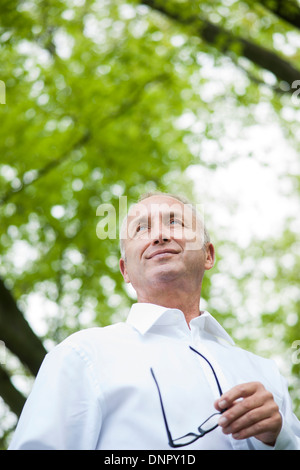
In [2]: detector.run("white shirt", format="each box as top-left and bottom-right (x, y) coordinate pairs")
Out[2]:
(9, 303), (300, 450)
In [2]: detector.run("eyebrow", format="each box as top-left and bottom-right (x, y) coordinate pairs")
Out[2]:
(131, 210), (186, 226)
(131, 215), (149, 226)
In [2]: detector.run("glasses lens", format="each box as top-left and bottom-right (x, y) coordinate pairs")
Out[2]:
(172, 432), (199, 447)
(198, 412), (220, 433)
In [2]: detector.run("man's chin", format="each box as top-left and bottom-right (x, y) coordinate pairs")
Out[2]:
(150, 265), (183, 283)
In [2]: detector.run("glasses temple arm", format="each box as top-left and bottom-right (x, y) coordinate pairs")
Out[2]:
(150, 367), (174, 446)
(189, 346), (223, 396)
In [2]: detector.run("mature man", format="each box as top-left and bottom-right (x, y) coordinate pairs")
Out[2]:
(9, 192), (300, 450)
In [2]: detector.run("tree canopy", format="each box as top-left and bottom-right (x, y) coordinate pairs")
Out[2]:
(0, 0), (300, 448)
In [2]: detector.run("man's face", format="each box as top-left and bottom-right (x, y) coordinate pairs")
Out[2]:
(119, 195), (214, 294)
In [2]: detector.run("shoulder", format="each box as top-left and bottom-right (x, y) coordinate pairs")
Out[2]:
(231, 344), (285, 399)
(234, 344), (278, 370)
(64, 322), (128, 346)
(46, 322), (130, 364)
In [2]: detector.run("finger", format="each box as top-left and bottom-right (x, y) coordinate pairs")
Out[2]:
(218, 393), (269, 427)
(214, 382), (264, 412)
(219, 402), (272, 435)
(218, 395), (282, 445)
(227, 415), (281, 443)
(218, 387), (276, 429)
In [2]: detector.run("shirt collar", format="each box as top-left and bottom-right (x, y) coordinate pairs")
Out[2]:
(190, 310), (235, 346)
(126, 302), (186, 335)
(126, 302), (234, 345)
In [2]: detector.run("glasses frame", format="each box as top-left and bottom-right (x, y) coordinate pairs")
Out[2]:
(151, 345), (225, 448)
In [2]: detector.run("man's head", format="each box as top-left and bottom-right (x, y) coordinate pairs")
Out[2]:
(119, 191), (215, 299)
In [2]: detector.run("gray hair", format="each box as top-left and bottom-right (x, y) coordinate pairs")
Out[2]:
(119, 191), (210, 259)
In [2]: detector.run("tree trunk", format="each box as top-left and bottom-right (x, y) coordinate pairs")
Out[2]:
(0, 365), (26, 417)
(0, 277), (47, 377)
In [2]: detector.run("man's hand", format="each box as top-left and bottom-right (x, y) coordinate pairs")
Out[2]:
(214, 382), (282, 446)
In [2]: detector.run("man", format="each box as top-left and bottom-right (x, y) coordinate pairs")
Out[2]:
(9, 192), (300, 450)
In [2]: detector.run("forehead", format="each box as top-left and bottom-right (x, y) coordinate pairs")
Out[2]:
(127, 196), (191, 220)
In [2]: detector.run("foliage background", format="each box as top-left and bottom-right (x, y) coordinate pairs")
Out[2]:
(0, 0), (300, 449)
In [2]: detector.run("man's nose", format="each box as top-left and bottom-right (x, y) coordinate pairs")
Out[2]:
(151, 221), (171, 244)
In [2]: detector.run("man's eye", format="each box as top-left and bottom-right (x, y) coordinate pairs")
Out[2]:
(170, 218), (183, 225)
(136, 223), (148, 232)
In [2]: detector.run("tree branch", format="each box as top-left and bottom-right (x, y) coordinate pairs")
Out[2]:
(0, 73), (169, 206)
(0, 130), (91, 207)
(257, 0), (300, 30)
(142, 0), (300, 88)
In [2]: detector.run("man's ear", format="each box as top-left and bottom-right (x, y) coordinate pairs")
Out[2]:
(204, 243), (215, 271)
(119, 258), (130, 283)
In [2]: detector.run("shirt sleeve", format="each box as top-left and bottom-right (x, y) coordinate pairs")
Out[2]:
(8, 341), (103, 450)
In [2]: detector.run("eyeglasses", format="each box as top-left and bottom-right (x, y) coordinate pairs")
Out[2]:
(150, 346), (225, 448)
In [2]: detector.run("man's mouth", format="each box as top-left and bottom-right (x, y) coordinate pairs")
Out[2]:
(147, 249), (179, 259)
